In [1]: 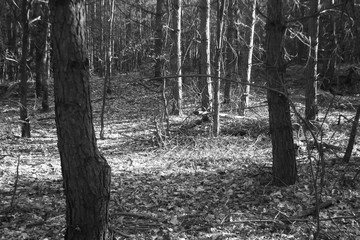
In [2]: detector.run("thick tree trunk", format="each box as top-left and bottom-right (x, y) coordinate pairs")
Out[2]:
(199, 0), (212, 111)
(20, 0), (30, 138)
(305, 0), (320, 121)
(266, 0), (297, 186)
(171, 0), (183, 115)
(50, 0), (111, 239)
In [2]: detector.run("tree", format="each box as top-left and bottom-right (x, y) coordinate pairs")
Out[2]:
(238, 0), (257, 116)
(100, 0), (115, 139)
(31, 0), (50, 111)
(154, 0), (164, 79)
(170, 0), (183, 115)
(223, 0), (236, 104)
(266, 0), (297, 186)
(213, 0), (226, 136)
(199, 0), (212, 111)
(50, 0), (111, 239)
(5, 2), (18, 83)
(20, 0), (31, 137)
(305, 0), (320, 121)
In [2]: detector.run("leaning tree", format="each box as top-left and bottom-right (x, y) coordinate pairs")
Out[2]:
(50, 0), (111, 239)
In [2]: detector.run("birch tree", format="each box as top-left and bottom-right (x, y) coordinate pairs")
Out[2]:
(305, 0), (320, 121)
(199, 0), (212, 111)
(171, 0), (183, 115)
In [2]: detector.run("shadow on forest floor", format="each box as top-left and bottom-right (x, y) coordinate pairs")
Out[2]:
(1, 69), (360, 239)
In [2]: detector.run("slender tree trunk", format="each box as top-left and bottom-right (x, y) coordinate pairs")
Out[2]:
(42, 22), (50, 112)
(100, 0), (115, 139)
(213, 0), (226, 136)
(20, 0), (30, 138)
(154, 0), (164, 79)
(266, 0), (297, 186)
(224, 0), (235, 104)
(199, 0), (212, 111)
(6, 10), (18, 83)
(32, 1), (49, 111)
(305, 0), (320, 121)
(171, 0), (183, 115)
(343, 105), (360, 163)
(238, 0), (256, 116)
(50, 0), (111, 239)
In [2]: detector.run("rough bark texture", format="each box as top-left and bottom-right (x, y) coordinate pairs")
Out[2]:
(305, 0), (320, 121)
(171, 0), (183, 115)
(266, 0), (297, 186)
(50, 0), (111, 239)
(20, 0), (31, 137)
(199, 0), (212, 111)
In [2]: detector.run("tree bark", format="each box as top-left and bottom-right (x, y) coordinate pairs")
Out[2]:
(238, 0), (256, 116)
(343, 105), (360, 163)
(50, 0), (111, 239)
(266, 0), (297, 186)
(305, 0), (320, 121)
(213, 0), (226, 136)
(171, 0), (183, 115)
(154, 0), (164, 79)
(224, 0), (236, 104)
(199, 0), (212, 111)
(20, 0), (30, 138)
(32, 1), (50, 111)
(100, 0), (115, 139)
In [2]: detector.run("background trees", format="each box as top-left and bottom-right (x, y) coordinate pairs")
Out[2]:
(2, 0), (360, 239)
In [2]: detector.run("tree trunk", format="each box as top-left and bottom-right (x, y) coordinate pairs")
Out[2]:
(6, 10), (18, 83)
(50, 0), (111, 239)
(199, 0), (212, 111)
(32, 1), (49, 111)
(305, 0), (320, 121)
(171, 0), (183, 115)
(213, 0), (226, 136)
(343, 105), (360, 163)
(42, 19), (50, 112)
(238, 0), (256, 116)
(266, 0), (297, 186)
(100, 0), (115, 139)
(154, 0), (164, 79)
(223, 0), (235, 104)
(20, 0), (30, 138)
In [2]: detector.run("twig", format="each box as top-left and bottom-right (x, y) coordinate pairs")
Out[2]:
(110, 227), (133, 238)
(114, 212), (163, 222)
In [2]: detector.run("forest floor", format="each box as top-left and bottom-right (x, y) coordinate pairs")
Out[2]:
(1, 66), (360, 239)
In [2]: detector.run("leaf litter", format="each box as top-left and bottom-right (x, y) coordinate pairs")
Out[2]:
(0, 72), (360, 239)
